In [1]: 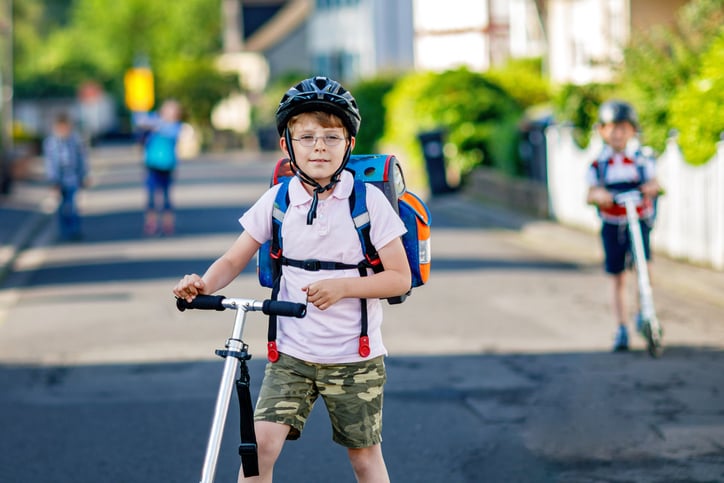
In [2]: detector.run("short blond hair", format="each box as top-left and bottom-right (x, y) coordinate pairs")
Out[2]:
(288, 111), (347, 136)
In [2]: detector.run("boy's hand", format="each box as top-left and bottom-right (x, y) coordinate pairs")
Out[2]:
(640, 180), (662, 199)
(173, 274), (206, 302)
(303, 279), (345, 311)
(589, 186), (614, 208)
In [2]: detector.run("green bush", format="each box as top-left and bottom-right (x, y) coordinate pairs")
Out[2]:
(156, 58), (239, 144)
(381, 68), (522, 187)
(551, 83), (615, 148)
(485, 57), (552, 109)
(669, 31), (724, 165)
(350, 76), (398, 154)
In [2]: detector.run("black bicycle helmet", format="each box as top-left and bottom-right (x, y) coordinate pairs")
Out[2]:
(598, 100), (639, 128)
(275, 76), (361, 136)
(274, 76), (362, 225)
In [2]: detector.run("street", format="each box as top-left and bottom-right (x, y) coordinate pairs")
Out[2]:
(1, 146), (723, 483)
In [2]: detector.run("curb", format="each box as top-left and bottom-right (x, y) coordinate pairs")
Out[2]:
(0, 206), (54, 286)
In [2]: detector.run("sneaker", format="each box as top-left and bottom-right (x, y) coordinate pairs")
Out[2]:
(613, 325), (629, 352)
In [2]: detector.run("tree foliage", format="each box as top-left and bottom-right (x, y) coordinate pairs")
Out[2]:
(13, 0), (237, 135)
(669, 31), (724, 165)
(618, 0), (724, 152)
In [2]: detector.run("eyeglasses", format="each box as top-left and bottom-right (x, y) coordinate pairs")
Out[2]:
(291, 135), (345, 148)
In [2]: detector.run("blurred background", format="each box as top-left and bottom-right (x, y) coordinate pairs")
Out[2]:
(1, 0), (723, 267)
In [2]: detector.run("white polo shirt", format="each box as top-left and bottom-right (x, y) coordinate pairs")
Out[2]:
(240, 170), (407, 364)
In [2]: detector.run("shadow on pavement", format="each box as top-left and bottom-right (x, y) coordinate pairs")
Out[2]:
(1, 347), (723, 483)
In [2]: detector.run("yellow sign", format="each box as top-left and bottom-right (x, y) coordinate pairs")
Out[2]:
(124, 68), (155, 112)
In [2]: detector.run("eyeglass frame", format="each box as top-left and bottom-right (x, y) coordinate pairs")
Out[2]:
(290, 134), (348, 148)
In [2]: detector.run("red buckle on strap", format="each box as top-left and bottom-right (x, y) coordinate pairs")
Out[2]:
(358, 336), (370, 358)
(267, 341), (280, 362)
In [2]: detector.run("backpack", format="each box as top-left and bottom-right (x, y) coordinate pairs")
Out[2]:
(145, 133), (177, 171)
(144, 122), (181, 171)
(256, 154), (432, 361)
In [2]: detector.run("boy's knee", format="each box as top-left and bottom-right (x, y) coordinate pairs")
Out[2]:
(347, 445), (381, 471)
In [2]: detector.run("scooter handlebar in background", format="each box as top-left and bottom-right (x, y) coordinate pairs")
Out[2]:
(613, 189), (642, 206)
(176, 294), (307, 318)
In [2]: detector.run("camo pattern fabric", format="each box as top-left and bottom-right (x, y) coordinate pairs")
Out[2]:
(254, 353), (386, 448)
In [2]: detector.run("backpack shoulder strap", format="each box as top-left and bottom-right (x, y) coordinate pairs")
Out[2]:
(350, 180), (382, 272)
(266, 179), (291, 363)
(270, 180), (291, 260)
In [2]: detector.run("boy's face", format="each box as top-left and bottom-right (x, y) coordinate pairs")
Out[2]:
(597, 121), (636, 152)
(54, 121), (72, 138)
(281, 112), (355, 187)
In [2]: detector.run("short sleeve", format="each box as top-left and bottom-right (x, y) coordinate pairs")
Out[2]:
(585, 162), (599, 187)
(238, 184), (283, 245)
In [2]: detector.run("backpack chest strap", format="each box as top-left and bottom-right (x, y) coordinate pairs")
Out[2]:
(280, 257), (361, 271)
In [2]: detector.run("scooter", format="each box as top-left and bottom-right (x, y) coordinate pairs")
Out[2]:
(176, 295), (307, 483)
(614, 190), (663, 357)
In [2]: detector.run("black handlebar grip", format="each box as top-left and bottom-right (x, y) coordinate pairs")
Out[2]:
(176, 295), (226, 312)
(262, 300), (307, 318)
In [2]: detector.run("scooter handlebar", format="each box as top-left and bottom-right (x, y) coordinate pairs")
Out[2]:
(176, 295), (226, 312)
(262, 300), (307, 318)
(176, 295), (307, 318)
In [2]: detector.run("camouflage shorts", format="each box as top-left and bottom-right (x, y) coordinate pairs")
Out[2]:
(254, 353), (386, 448)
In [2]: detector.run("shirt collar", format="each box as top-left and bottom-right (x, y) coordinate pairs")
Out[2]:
(288, 169), (354, 206)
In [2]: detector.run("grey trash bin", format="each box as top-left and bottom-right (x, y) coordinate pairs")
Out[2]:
(418, 130), (452, 195)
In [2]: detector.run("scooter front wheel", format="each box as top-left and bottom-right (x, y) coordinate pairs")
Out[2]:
(642, 321), (663, 358)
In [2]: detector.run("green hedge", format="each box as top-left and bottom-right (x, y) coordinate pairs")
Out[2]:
(380, 68), (522, 188)
(350, 76), (398, 155)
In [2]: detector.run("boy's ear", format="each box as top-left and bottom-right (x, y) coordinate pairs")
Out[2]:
(280, 136), (290, 157)
(349, 136), (356, 151)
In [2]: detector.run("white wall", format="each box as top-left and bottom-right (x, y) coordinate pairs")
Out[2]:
(547, 0), (629, 84)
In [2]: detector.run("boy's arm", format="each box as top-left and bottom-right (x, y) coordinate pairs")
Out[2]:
(43, 138), (60, 184)
(303, 237), (412, 311)
(173, 231), (261, 301)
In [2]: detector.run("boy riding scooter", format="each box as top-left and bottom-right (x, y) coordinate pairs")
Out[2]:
(586, 100), (663, 353)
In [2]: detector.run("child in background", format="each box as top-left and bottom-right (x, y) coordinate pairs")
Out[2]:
(43, 112), (88, 241)
(137, 99), (183, 236)
(586, 100), (662, 352)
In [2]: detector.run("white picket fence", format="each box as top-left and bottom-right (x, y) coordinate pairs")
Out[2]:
(546, 125), (724, 271)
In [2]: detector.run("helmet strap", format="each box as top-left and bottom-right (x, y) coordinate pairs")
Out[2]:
(284, 128), (352, 225)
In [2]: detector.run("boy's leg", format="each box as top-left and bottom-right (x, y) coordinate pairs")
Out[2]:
(348, 444), (390, 483)
(249, 355), (320, 480)
(160, 171), (174, 235)
(318, 357), (388, 481)
(612, 271), (627, 325)
(144, 170), (159, 235)
(602, 223), (629, 350)
(237, 421), (289, 483)
(58, 188), (78, 238)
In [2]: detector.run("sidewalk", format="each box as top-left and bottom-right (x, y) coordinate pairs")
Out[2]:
(0, 157), (57, 284)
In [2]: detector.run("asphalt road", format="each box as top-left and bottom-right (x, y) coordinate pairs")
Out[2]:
(1, 146), (723, 483)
